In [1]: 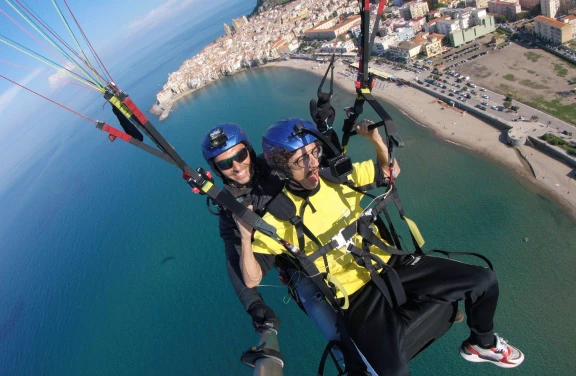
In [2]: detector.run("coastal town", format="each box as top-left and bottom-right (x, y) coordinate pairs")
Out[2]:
(150, 0), (576, 119)
(149, 0), (576, 213)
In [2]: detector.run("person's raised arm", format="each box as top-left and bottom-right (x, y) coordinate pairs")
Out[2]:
(355, 119), (401, 179)
(233, 205), (263, 288)
(219, 212), (278, 330)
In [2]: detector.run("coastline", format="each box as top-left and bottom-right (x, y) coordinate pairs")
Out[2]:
(264, 59), (576, 219)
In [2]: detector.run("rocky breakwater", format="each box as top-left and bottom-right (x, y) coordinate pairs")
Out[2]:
(150, 101), (173, 121)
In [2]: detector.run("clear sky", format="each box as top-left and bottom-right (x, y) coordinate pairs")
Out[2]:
(0, 0), (234, 126)
(0, 0), (252, 198)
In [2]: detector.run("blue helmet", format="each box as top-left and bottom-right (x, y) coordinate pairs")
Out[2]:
(262, 118), (318, 175)
(201, 123), (251, 164)
(262, 118), (317, 154)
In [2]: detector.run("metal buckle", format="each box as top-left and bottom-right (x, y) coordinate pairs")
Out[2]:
(332, 228), (347, 250)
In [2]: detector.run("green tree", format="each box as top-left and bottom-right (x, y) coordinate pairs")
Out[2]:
(505, 92), (514, 101)
(494, 15), (507, 24)
(504, 101), (512, 109)
(431, 4), (447, 10)
(462, 86), (468, 91)
(530, 115), (538, 122)
(516, 12), (529, 20)
(511, 105), (520, 112)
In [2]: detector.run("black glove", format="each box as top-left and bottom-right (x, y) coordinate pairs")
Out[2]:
(309, 99), (336, 133)
(247, 303), (280, 333)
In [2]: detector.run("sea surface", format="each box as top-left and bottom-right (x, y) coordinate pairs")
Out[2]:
(1, 3), (576, 376)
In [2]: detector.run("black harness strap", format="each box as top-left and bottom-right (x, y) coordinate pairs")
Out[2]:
(426, 250), (494, 271)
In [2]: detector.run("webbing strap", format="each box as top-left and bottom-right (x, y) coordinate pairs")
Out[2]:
(103, 90), (280, 242)
(376, 207), (401, 249)
(295, 255), (344, 313)
(348, 244), (406, 308)
(426, 250), (494, 271)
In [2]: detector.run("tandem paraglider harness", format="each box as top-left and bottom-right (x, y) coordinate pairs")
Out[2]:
(264, 123), (494, 376)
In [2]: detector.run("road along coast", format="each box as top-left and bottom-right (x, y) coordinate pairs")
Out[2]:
(264, 59), (576, 219)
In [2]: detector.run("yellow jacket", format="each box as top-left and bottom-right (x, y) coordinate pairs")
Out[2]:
(252, 161), (392, 298)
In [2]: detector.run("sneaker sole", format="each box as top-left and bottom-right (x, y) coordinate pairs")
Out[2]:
(459, 346), (524, 368)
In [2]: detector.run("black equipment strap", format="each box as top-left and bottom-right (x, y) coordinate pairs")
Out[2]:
(318, 54), (335, 98)
(348, 243), (406, 308)
(341, 1), (404, 185)
(102, 89), (281, 244)
(426, 250), (494, 271)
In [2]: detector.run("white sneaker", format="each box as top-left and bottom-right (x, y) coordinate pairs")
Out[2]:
(459, 333), (524, 368)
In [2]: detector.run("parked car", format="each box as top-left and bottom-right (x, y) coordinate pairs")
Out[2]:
(481, 101), (488, 106)
(482, 95), (489, 99)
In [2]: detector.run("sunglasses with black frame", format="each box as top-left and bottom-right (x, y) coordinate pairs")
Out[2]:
(214, 147), (249, 171)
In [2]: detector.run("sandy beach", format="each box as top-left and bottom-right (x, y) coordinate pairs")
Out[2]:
(266, 59), (576, 219)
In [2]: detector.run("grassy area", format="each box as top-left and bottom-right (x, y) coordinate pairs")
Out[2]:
(519, 79), (549, 89)
(527, 69), (536, 74)
(496, 27), (512, 35)
(503, 74), (516, 81)
(541, 134), (576, 156)
(519, 96), (576, 126)
(524, 52), (542, 62)
(498, 83), (513, 94)
(553, 63), (569, 77)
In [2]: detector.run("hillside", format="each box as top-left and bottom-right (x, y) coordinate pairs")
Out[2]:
(250, 0), (294, 16)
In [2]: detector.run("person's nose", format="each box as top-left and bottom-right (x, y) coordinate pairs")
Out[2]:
(232, 160), (243, 171)
(309, 152), (320, 169)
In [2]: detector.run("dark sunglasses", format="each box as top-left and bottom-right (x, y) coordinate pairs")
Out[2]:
(215, 147), (249, 170)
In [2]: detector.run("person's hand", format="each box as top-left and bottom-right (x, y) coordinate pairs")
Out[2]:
(355, 119), (382, 142)
(233, 205), (254, 241)
(248, 302), (280, 333)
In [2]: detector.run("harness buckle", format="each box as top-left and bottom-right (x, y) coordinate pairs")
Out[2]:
(332, 229), (347, 250)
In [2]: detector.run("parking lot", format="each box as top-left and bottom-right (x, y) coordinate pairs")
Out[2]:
(449, 39), (576, 123)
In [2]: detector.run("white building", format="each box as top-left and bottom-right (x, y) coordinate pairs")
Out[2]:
(320, 40), (356, 54)
(471, 8), (488, 25)
(562, 14), (576, 39)
(541, 0), (560, 18)
(373, 35), (399, 55)
(437, 19), (462, 35)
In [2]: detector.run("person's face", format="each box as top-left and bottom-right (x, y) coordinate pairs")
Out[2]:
(287, 142), (322, 190)
(213, 143), (251, 185)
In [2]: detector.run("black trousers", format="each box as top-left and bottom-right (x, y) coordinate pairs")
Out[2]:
(343, 255), (499, 376)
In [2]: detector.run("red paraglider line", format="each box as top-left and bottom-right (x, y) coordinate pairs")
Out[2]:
(0, 60), (100, 92)
(0, 73), (97, 123)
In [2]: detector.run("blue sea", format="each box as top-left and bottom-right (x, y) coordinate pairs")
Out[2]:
(1, 2), (575, 375)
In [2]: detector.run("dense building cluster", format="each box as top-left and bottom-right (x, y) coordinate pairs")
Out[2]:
(155, 0), (358, 104)
(153, 0), (576, 108)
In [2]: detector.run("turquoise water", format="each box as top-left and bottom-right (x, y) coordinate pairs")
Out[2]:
(1, 7), (576, 376)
